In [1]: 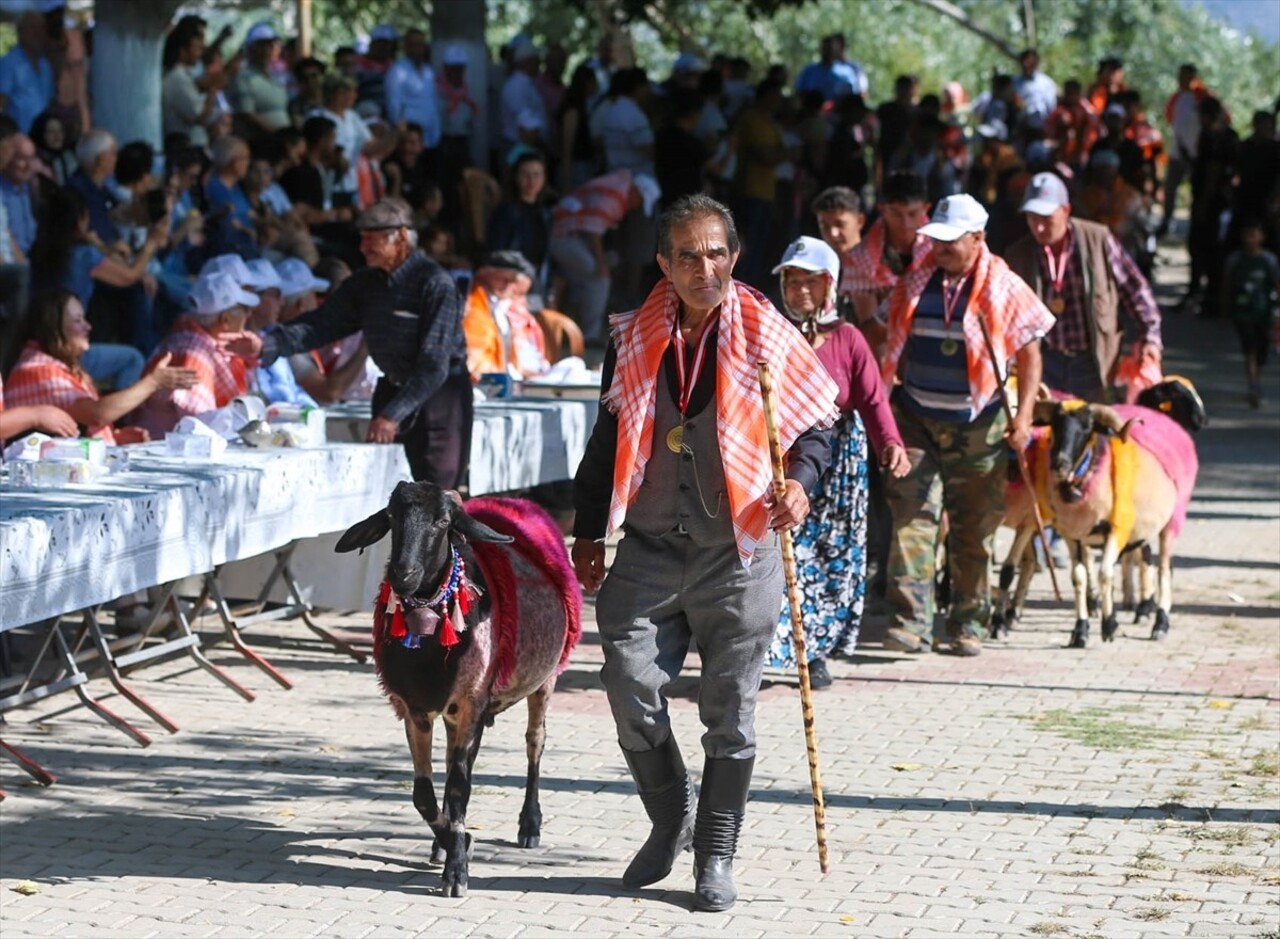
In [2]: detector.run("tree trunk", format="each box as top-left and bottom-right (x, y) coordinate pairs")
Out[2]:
(91, 0), (183, 148)
(431, 0), (488, 168)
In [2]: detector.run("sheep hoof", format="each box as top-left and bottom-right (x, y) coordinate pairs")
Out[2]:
(988, 614), (1005, 640)
(1150, 610), (1170, 641)
(1134, 598), (1156, 623)
(1068, 620), (1089, 649)
(430, 840), (447, 864)
(1101, 614), (1119, 642)
(518, 833), (541, 848)
(1086, 595), (1100, 616)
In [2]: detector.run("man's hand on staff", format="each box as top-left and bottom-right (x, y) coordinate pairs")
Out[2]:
(367, 416), (399, 443)
(571, 538), (606, 594)
(765, 479), (809, 531)
(1006, 414), (1033, 453)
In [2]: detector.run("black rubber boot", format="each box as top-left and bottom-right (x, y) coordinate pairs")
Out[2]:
(621, 737), (695, 888)
(692, 756), (754, 912)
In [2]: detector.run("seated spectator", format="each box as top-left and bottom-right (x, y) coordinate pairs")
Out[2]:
(461, 251), (548, 380)
(67, 128), (123, 249)
(0, 374), (78, 440)
(278, 257), (372, 403)
(5, 289), (196, 443)
(31, 111), (76, 187)
(280, 115), (360, 265)
(290, 56), (326, 126)
(243, 258), (317, 408)
(547, 168), (654, 343)
(244, 152), (318, 266)
(421, 221), (467, 271)
(132, 271), (259, 437)
(30, 187), (165, 356)
(488, 151), (552, 287)
(0, 12), (54, 134)
(0, 132), (37, 255)
(204, 135), (260, 257)
(382, 120), (429, 209)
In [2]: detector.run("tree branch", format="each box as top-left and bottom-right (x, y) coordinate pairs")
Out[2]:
(903, 0), (1021, 62)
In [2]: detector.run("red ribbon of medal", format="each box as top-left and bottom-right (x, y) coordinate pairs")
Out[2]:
(1042, 239), (1070, 297)
(672, 314), (716, 415)
(941, 270), (973, 330)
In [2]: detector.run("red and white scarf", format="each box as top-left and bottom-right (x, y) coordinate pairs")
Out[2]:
(604, 279), (838, 566)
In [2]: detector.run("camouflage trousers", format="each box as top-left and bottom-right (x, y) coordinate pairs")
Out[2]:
(884, 400), (1009, 640)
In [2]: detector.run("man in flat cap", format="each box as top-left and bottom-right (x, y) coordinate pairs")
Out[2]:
(226, 197), (471, 485)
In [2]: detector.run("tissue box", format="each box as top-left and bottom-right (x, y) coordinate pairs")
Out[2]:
(40, 437), (107, 465)
(3, 432), (49, 462)
(11, 459), (107, 487)
(164, 432), (228, 458)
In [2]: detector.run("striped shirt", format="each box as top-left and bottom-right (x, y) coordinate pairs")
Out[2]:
(900, 270), (992, 423)
(551, 169), (632, 238)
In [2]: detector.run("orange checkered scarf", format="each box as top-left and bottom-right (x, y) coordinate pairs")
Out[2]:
(148, 317), (249, 410)
(881, 242), (1054, 416)
(5, 342), (114, 443)
(839, 217), (931, 298)
(604, 279), (838, 566)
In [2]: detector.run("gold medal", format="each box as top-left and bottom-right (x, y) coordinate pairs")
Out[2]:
(1048, 296), (1065, 315)
(666, 425), (685, 453)
(940, 337), (959, 357)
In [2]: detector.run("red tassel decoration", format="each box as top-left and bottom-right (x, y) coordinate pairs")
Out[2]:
(439, 600), (461, 648)
(374, 581), (392, 640)
(391, 603), (407, 638)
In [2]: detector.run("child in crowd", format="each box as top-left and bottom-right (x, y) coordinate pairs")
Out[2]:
(1223, 219), (1280, 409)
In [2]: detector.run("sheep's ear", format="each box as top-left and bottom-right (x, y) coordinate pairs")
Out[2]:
(336, 510), (391, 553)
(452, 509), (514, 544)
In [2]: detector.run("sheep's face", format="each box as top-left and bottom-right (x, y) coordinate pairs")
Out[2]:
(386, 482), (456, 596)
(1048, 404), (1099, 503)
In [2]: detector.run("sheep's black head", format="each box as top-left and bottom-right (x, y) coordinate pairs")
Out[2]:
(1041, 401), (1141, 503)
(335, 482), (512, 596)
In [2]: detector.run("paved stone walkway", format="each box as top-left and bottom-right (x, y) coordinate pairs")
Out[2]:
(2, 253), (1277, 937)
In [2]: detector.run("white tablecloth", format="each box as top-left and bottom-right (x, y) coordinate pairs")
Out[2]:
(0, 442), (410, 631)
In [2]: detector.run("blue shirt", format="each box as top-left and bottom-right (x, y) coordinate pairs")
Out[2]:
(0, 46), (54, 133)
(255, 355), (319, 409)
(900, 269), (997, 423)
(67, 168), (121, 245)
(63, 243), (105, 308)
(205, 176), (254, 228)
(0, 177), (35, 253)
(795, 59), (867, 101)
(385, 58), (442, 146)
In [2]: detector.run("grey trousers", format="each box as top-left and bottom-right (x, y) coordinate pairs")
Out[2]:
(595, 528), (782, 759)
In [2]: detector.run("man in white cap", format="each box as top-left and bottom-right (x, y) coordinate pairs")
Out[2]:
(134, 271), (260, 438)
(548, 168), (659, 344)
(878, 193), (1055, 657)
(500, 36), (547, 150)
(385, 28), (441, 170)
(232, 22), (290, 132)
(1005, 172), (1161, 402)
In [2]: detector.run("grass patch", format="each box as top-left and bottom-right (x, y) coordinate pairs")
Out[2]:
(1029, 923), (1069, 936)
(1189, 825), (1253, 846)
(1133, 908), (1172, 921)
(1240, 714), (1273, 731)
(1247, 750), (1279, 776)
(1197, 862), (1253, 877)
(1029, 708), (1194, 751)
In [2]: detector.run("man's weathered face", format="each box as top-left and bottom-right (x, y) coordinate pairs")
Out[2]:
(361, 227), (410, 272)
(816, 209), (862, 254)
(1025, 206), (1071, 247)
(656, 214), (739, 313)
(931, 231), (984, 274)
(4, 136), (35, 185)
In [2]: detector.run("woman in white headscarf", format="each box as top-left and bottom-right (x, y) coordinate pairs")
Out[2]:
(767, 236), (910, 686)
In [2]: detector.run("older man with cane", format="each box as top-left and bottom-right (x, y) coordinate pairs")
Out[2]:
(572, 194), (837, 911)
(879, 194), (1056, 657)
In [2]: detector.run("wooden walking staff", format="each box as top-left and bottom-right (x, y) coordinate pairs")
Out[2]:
(757, 361), (831, 874)
(975, 316), (1063, 602)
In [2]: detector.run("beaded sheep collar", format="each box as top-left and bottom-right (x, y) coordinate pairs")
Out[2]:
(376, 547), (480, 650)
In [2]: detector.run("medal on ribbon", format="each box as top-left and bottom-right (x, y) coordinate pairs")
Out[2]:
(666, 425), (684, 453)
(669, 312), (715, 454)
(940, 337), (959, 357)
(1048, 295), (1066, 315)
(1043, 238), (1070, 316)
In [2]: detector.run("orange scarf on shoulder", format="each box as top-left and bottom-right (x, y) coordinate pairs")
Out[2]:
(605, 279), (838, 566)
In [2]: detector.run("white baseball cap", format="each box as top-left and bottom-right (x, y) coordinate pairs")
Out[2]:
(245, 22), (278, 45)
(199, 253), (253, 286)
(370, 23), (399, 42)
(191, 271), (260, 317)
(442, 44), (468, 67)
(918, 194), (989, 242)
(1020, 172), (1071, 216)
(245, 258), (283, 292)
(771, 236), (839, 282)
(275, 258), (331, 299)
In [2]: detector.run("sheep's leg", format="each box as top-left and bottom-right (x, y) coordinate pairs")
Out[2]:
(1011, 535), (1037, 627)
(1098, 536), (1121, 643)
(1068, 541), (1091, 649)
(404, 714), (446, 864)
(439, 704), (484, 898)
(1134, 544), (1157, 622)
(993, 524), (1033, 639)
(518, 677), (554, 848)
(1151, 530), (1173, 640)
(1084, 547), (1100, 617)
(1120, 551), (1136, 610)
